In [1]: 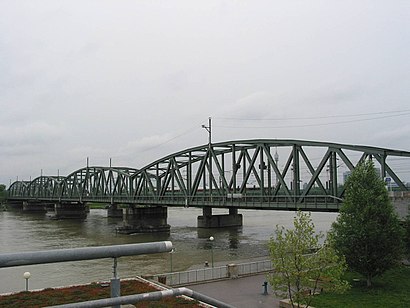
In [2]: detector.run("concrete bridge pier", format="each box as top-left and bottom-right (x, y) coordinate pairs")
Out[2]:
(117, 206), (170, 234)
(197, 207), (243, 228)
(5, 200), (23, 210)
(53, 202), (88, 219)
(390, 191), (410, 220)
(107, 204), (123, 218)
(22, 201), (47, 213)
(44, 203), (56, 211)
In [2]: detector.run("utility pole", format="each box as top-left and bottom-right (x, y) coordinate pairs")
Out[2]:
(202, 117), (212, 196)
(202, 117), (212, 145)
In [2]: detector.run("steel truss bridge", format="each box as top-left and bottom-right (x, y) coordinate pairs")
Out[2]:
(7, 139), (410, 212)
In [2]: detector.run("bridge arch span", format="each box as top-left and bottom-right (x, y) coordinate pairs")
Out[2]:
(59, 166), (139, 203)
(131, 139), (410, 209)
(8, 181), (30, 199)
(27, 176), (64, 199)
(6, 139), (410, 210)
(5, 139), (410, 232)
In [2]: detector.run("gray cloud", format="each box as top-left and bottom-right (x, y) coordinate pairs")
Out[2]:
(1, 0), (410, 184)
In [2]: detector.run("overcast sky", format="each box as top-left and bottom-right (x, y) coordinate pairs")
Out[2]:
(1, 0), (409, 186)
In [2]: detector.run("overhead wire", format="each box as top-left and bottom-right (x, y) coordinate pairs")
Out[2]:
(215, 109), (410, 121)
(214, 111), (410, 129)
(137, 122), (203, 153)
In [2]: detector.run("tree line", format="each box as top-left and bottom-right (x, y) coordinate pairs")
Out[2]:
(0, 184), (6, 201)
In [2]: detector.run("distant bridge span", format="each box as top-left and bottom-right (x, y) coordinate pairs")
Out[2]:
(7, 139), (410, 215)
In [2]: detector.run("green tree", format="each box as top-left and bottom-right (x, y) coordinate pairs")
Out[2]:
(330, 160), (403, 287)
(267, 211), (349, 308)
(404, 211), (410, 259)
(0, 184), (6, 201)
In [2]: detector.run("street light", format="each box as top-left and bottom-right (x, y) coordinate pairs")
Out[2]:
(169, 248), (175, 272)
(23, 271), (31, 291)
(209, 236), (214, 267)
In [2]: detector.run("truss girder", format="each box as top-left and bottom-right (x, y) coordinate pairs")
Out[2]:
(7, 181), (30, 198)
(6, 140), (410, 209)
(57, 167), (138, 203)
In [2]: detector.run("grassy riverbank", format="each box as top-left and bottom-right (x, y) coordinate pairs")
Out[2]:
(0, 279), (200, 307)
(87, 203), (108, 209)
(87, 203), (128, 209)
(312, 265), (410, 307)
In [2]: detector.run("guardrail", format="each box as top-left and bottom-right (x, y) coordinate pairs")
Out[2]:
(152, 259), (273, 286)
(46, 286), (235, 308)
(0, 242), (173, 308)
(0, 243), (238, 308)
(0, 242), (172, 268)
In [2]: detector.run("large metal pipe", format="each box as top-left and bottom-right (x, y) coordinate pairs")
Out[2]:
(46, 287), (235, 308)
(0, 241), (173, 268)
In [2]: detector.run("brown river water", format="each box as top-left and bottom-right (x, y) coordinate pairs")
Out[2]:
(0, 207), (337, 294)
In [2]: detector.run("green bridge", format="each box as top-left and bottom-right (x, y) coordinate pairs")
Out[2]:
(6, 139), (410, 233)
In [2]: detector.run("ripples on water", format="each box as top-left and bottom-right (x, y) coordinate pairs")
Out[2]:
(0, 207), (337, 293)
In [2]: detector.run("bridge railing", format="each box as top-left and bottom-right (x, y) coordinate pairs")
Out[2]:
(0, 242), (173, 306)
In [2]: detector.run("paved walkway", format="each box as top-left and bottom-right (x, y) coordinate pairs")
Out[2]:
(187, 274), (281, 308)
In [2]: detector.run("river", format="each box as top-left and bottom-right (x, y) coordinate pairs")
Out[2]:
(0, 207), (338, 294)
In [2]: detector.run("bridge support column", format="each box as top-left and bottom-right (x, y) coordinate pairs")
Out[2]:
(53, 202), (88, 219)
(22, 201), (47, 213)
(390, 192), (410, 220)
(197, 207), (243, 228)
(44, 203), (56, 211)
(117, 206), (170, 234)
(5, 201), (24, 210)
(107, 204), (123, 218)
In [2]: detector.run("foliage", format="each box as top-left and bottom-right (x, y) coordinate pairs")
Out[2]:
(312, 265), (410, 307)
(330, 160), (403, 287)
(404, 211), (410, 259)
(88, 202), (108, 209)
(0, 184), (6, 201)
(267, 211), (349, 307)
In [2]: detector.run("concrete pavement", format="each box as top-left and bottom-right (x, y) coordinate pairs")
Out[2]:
(187, 273), (281, 308)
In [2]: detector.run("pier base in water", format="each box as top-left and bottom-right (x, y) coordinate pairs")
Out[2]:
(22, 201), (47, 213)
(197, 207), (243, 228)
(107, 204), (123, 218)
(117, 206), (170, 234)
(4, 201), (23, 211)
(53, 202), (88, 219)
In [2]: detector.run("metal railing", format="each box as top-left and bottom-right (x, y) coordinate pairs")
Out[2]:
(0, 242), (173, 308)
(0, 242), (172, 268)
(152, 259), (273, 286)
(0, 243), (238, 308)
(236, 259), (273, 276)
(46, 286), (235, 308)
